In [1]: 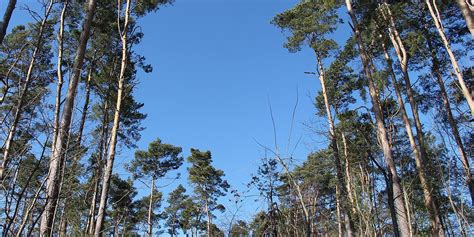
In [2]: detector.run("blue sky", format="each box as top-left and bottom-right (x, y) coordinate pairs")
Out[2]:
(130, 0), (330, 228)
(2, 0), (353, 234)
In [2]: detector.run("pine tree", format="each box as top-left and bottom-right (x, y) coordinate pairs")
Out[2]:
(127, 138), (183, 236)
(187, 149), (230, 237)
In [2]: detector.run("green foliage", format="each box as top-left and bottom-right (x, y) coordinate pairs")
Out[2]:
(164, 184), (189, 236)
(107, 174), (139, 235)
(128, 138), (183, 179)
(229, 220), (249, 237)
(187, 148), (230, 222)
(272, 0), (340, 56)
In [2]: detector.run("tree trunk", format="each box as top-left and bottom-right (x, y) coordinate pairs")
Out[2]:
(315, 52), (355, 237)
(40, 0), (97, 235)
(0, 0), (53, 179)
(148, 177), (155, 237)
(86, 100), (109, 235)
(205, 199), (211, 237)
(16, 176), (48, 237)
(341, 133), (357, 216)
(456, 0), (474, 37)
(381, 36), (444, 236)
(0, 0), (17, 45)
(51, 3), (69, 234)
(425, 0), (474, 113)
(77, 68), (93, 147)
(52, 0), (68, 152)
(58, 66), (92, 236)
(59, 206), (67, 237)
(421, 12), (474, 205)
(94, 1), (130, 234)
(376, 157), (400, 237)
(335, 186), (343, 237)
(344, 0), (410, 236)
(87, 175), (99, 234)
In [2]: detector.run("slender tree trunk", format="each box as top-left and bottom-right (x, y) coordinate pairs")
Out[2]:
(344, 1), (410, 236)
(87, 100), (109, 235)
(0, 0), (53, 179)
(16, 176), (48, 237)
(0, 0), (17, 45)
(335, 186), (343, 237)
(274, 153), (311, 236)
(58, 67), (92, 236)
(315, 53), (355, 236)
(420, 13), (474, 205)
(51, 4), (68, 234)
(402, 185), (413, 237)
(382, 163), (401, 237)
(205, 199), (211, 237)
(40, 0), (98, 234)
(425, 0), (474, 113)
(87, 175), (100, 234)
(77, 68), (93, 146)
(456, 0), (474, 37)
(3, 135), (47, 236)
(52, 0), (68, 152)
(148, 177), (155, 237)
(94, 1), (131, 234)
(381, 37), (444, 236)
(59, 209), (67, 237)
(341, 133), (357, 216)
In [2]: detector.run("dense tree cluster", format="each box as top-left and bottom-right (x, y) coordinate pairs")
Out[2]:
(0, 0), (472, 236)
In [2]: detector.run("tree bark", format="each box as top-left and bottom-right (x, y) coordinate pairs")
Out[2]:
(456, 0), (474, 37)
(52, 0), (68, 152)
(335, 186), (343, 237)
(344, 0), (411, 236)
(40, 0), (98, 235)
(0, 0), (17, 45)
(94, 1), (131, 234)
(315, 52), (355, 237)
(425, 0), (474, 114)
(380, 31), (444, 235)
(51, 4), (68, 234)
(341, 133), (357, 216)
(148, 177), (155, 237)
(0, 0), (53, 179)
(421, 12), (474, 205)
(205, 199), (211, 237)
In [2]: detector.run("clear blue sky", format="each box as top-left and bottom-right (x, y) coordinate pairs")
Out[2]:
(130, 0), (327, 227)
(3, 0), (352, 234)
(126, 0), (352, 231)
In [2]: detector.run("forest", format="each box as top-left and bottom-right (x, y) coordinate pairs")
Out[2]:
(0, 0), (472, 236)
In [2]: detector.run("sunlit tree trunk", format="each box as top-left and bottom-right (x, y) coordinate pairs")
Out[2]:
(455, 0), (474, 37)
(420, 12), (474, 205)
(52, 0), (68, 152)
(315, 52), (355, 236)
(148, 177), (155, 237)
(344, 0), (410, 236)
(381, 35), (444, 236)
(58, 66), (92, 236)
(40, 0), (98, 234)
(335, 186), (343, 237)
(205, 199), (211, 237)
(341, 133), (356, 215)
(94, 1), (131, 234)
(0, 0), (53, 179)
(425, 0), (474, 113)
(86, 100), (109, 234)
(53, 4), (68, 234)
